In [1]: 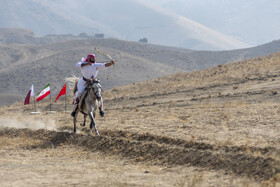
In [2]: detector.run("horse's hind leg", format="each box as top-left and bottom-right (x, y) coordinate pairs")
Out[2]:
(80, 115), (86, 126)
(89, 111), (99, 135)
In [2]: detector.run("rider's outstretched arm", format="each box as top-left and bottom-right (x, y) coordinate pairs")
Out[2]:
(105, 60), (114, 67)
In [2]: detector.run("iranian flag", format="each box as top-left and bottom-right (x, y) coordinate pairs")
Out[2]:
(36, 84), (50, 102)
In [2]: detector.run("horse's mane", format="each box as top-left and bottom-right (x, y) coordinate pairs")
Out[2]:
(65, 76), (79, 95)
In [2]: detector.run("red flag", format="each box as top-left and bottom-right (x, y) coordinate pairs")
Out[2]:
(24, 84), (34, 105)
(55, 83), (66, 102)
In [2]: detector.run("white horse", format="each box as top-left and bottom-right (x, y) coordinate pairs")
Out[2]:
(67, 77), (102, 135)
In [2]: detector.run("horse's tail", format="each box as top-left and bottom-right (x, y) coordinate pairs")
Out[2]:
(65, 76), (79, 96)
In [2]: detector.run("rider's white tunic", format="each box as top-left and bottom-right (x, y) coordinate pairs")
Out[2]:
(76, 61), (106, 95)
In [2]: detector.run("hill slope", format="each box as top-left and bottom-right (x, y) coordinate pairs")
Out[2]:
(147, 0), (280, 46)
(0, 0), (251, 50)
(0, 39), (181, 93)
(0, 31), (280, 106)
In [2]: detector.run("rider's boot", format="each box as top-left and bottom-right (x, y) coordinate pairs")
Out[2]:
(71, 97), (80, 117)
(71, 105), (78, 117)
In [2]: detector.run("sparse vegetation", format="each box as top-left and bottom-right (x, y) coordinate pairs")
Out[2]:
(1, 43), (280, 186)
(139, 37), (148, 43)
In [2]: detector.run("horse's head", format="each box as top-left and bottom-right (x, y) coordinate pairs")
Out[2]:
(86, 79), (102, 101)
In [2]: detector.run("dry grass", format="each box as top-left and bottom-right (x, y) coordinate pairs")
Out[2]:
(105, 52), (280, 99)
(1, 53), (280, 186)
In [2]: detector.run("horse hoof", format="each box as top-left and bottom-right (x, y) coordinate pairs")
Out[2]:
(95, 130), (100, 136)
(80, 123), (85, 127)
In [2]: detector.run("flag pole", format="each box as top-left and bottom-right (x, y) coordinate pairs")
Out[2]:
(50, 92), (52, 111)
(34, 96), (36, 112)
(64, 92), (66, 112)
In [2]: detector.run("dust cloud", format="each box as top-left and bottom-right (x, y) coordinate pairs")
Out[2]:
(0, 117), (57, 130)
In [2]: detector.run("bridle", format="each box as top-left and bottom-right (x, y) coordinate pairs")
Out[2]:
(86, 79), (102, 101)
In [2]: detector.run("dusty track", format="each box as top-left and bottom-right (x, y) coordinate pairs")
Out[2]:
(0, 127), (279, 181)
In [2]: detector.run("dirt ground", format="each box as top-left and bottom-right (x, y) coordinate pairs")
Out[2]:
(0, 126), (266, 187)
(0, 143), (262, 187)
(1, 54), (280, 186)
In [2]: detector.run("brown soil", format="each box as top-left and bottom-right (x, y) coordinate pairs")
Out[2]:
(1, 53), (280, 186)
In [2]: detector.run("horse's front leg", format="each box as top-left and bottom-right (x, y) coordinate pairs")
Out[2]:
(80, 115), (86, 126)
(73, 111), (79, 133)
(88, 111), (99, 135)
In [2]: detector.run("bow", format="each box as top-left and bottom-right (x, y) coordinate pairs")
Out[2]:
(94, 48), (115, 79)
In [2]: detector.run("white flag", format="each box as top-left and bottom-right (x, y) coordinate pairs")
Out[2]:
(24, 84), (35, 105)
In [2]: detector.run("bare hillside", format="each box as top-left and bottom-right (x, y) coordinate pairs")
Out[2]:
(0, 0), (251, 50)
(0, 53), (279, 186)
(0, 30), (280, 106)
(0, 39), (181, 106)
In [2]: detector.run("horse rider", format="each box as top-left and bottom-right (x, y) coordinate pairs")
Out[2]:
(71, 53), (114, 117)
